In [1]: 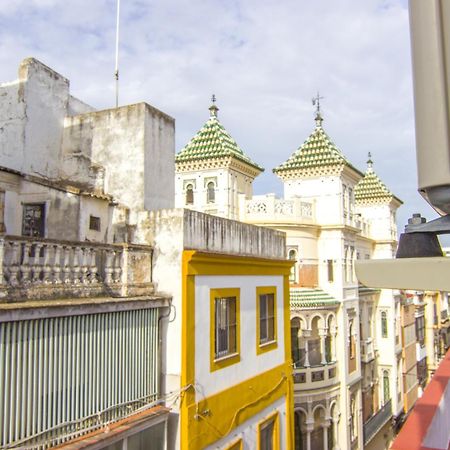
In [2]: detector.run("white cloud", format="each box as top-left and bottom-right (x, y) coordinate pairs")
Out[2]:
(0, 0), (436, 228)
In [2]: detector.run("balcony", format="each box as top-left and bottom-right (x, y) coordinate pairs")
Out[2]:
(363, 399), (392, 446)
(240, 195), (314, 225)
(392, 349), (450, 450)
(293, 362), (338, 390)
(0, 235), (153, 301)
(361, 338), (375, 363)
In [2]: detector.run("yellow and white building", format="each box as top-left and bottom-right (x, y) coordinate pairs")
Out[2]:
(141, 209), (295, 450)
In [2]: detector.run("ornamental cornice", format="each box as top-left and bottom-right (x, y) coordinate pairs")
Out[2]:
(274, 164), (344, 180)
(176, 155), (262, 179)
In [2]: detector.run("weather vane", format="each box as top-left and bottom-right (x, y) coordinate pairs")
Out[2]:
(209, 94), (219, 117)
(312, 92), (324, 116)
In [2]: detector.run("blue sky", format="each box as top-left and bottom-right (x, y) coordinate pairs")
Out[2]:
(0, 0), (438, 231)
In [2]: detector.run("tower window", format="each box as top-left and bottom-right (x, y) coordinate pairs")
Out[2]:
(381, 311), (388, 338)
(207, 181), (215, 203)
(186, 184), (194, 205)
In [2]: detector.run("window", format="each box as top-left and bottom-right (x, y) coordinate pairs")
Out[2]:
(22, 203), (45, 237)
(381, 311), (388, 338)
(207, 181), (215, 203)
(258, 413), (279, 450)
(383, 370), (390, 403)
(256, 287), (277, 354)
(349, 320), (356, 359)
(288, 249), (297, 283)
(327, 260), (334, 282)
(89, 215), (101, 231)
(210, 288), (240, 371)
(416, 316), (425, 346)
(185, 184), (194, 205)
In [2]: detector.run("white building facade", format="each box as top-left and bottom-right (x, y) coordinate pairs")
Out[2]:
(175, 102), (404, 450)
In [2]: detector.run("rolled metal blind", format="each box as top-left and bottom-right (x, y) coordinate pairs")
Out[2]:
(0, 308), (160, 449)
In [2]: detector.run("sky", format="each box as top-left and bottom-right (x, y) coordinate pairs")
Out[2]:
(0, 0), (440, 233)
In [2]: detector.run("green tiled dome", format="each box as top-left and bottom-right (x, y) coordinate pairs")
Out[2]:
(273, 115), (359, 175)
(355, 157), (402, 204)
(175, 103), (263, 172)
(290, 288), (339, 309)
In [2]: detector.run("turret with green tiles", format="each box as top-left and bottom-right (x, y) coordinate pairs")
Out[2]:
(175, 98), (263, 173)
(273, 113), (362, 179)
(174, 98), (263, 220)
(355, 154), (402, 205)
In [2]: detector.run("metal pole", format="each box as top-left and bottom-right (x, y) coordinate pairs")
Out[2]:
(115, 0), (120, 108)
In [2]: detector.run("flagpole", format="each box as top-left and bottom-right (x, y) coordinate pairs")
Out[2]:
(115, 0), (120, 108)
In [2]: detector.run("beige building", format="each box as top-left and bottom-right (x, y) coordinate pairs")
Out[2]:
(175, 100), (405, 450)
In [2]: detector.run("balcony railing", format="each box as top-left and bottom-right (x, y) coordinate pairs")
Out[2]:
(363, 399), (392, 445)
(0, 235), (153, 301)
(361, 338), (375, 363)
(240, 195), (314, 224)
(293, 362), (338, 389)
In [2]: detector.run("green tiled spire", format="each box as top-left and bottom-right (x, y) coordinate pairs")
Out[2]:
(175, 97), (264, 172)
(273, 114), (361, 177)
(290, 288), (339, 309)
(355, 154), (402, 204)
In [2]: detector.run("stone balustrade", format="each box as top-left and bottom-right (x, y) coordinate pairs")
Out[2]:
(240, 194), (314, 224)
(293, 362), (338, 390)
(0, 235), (153, 301)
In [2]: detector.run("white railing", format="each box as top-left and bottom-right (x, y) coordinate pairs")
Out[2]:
(241, 195), (314, 224)
(0, 236), (153, 300)
(361, 338), (375, 363)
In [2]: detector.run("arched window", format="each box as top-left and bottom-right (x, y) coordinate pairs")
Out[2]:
(350, 396), (356, 441)
(381, 311), (388, 338)
(207, 182), (215, 203)
(185, 184), (194, 205)
(383, 370), (390, 403)
(349, 320), (355, 359)
(289, 249), (297, 283)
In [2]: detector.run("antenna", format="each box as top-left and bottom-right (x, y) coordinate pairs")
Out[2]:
(114, 0), (121, 108)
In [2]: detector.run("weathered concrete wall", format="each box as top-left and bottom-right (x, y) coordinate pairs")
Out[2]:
(62, 103), (175, 213)
(0, 58), (95, 180)
(138, 208), (286, 259)
(144, 104), (175, 211)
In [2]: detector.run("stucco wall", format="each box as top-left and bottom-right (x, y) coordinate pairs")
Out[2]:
(63, 103), (174, 213)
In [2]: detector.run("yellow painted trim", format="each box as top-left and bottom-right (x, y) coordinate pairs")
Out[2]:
(186, 251), (293, 276)
(222, 437), (243, 450)
(256, 286), (278, 355)
(257, 411), (280, 450)
(210, 288), (241, 372)
(181, 250), (197, 450)
(187, 363), (290, 450)
(284, 274), (294, 450)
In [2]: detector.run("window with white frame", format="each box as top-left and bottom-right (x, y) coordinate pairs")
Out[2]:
(214, 296), (237, 358)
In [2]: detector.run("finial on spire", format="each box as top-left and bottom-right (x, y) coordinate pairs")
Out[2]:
(367, 152), (373, 169)
(209, 94), (219, 118)
(312, 91), (324, 126)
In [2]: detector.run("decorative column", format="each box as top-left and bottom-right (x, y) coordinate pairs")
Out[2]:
(303, 329), (311, 367)
(323, 419), (331, 450)
(330, 325), (337, 362)
(319, 328), (328, 365)
(305, 421), (314, 450)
